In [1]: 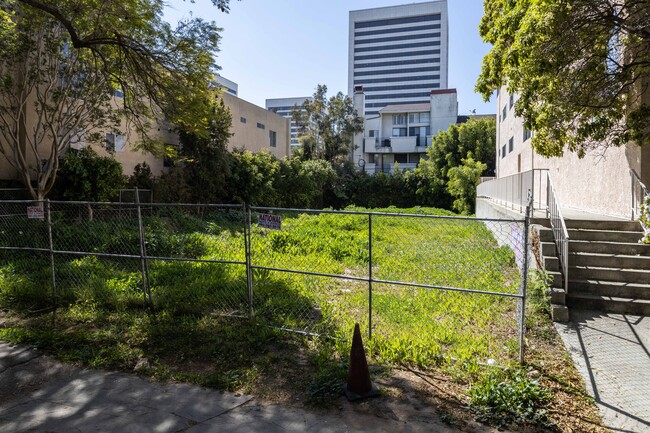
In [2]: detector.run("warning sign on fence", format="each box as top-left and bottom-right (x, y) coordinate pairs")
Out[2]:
(258, 213), (282, 230)
(27, 205), (44, 220)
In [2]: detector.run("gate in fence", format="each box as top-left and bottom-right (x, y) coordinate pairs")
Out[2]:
(0, 199), (531, 365)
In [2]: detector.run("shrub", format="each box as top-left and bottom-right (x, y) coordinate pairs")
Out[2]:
(469, 369), (553, 428)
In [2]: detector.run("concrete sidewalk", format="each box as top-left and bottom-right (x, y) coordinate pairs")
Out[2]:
(0, 342), (499, 433)
(555, 310), (650, 433)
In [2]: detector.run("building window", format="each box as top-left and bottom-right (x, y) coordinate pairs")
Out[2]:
(394, 154), (408, 164)
(269, 130), (276, 148)
(257, 122), (265, 129)
(240, 117), (247, 124)
(105, 133), (125, 152)
(502, 105), (507, 121)
(392, 115), (406, 125)
(508, 137), (514, 153)
(408, 112), (430, 124)
(523, 127), (532, 142)
(502, 144), (506, 158)
(509, 94), (514, 109)
(392, 128), (407, 137)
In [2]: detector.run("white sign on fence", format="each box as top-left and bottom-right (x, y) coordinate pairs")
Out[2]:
(258, 213), (282, 230)
(27, 205), (44, 220)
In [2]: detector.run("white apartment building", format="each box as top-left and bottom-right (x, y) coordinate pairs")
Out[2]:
(492, 86), (649, 219)
(265, 97), (311, 148)
(352, 88), (458, 173)
(348, 1), (449, 117)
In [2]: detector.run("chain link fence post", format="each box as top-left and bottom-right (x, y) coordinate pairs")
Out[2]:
(519, 191), (533, 364)
(135, 188), (153, 310)
(368, 212), (373, 341)
(244, 204), (254, 319)
(45, 199), (57, 318)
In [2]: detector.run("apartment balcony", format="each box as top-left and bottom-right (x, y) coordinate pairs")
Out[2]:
(365, 136), (431, 154)
(364, 163), (418, 174)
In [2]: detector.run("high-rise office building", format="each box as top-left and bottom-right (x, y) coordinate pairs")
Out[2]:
(266, 97), (311, 148)
(348, 1), (449, 116)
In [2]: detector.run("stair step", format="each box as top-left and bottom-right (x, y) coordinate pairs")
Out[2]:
(568, 252), (650, 269)
(564, 219), (642, 232)
(543, 256), (559, 272)
(546, 271), (563, 288)
(567, 229), (643, 243)
(570, 279), (650, 300)
(541, 242), (556, 256)
(537, 229), (554, 242)
(569, 240), (650, 256)
(570, 266), (650, 285)
(566, 292), (650, 315)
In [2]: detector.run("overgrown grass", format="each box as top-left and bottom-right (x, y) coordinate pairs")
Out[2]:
(0, 205), (545, 418)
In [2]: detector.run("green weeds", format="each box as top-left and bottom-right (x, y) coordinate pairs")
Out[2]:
(0, 205), (551, 418)
(469, 368), (554, 428)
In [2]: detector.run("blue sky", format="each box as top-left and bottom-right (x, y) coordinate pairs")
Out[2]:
(165, 0), (494, 115)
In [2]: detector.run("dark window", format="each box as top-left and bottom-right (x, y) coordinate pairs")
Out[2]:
(363, 84), (438, 92)
(355, 24), (441, 37)
(257, 122), (265, 129)
(354, 50), (440, 62)
(502, 144), (506, 158)
(502, 105), (507, 121)
(392, 128), (407, 137)
(367, 92), (431, 100)
(355, 35), (442, 48)
(355, 75), (440, 85)
(354, 14), (441, 29)
(523, 128), (532, 142)
(269, 130), (276, 147)
(508, 137), (514, 153)
(355, 58), (439, 69)
(355, 66), (440, 76)
(240, 117), (246, 123)
(509, 94), (514, 108)
(364, 96), (435, 108)
(394, 154), (408, 163)
(354, 38), (440, 53)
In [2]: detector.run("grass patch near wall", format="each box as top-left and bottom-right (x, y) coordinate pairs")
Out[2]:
(1, 205), (606, 431)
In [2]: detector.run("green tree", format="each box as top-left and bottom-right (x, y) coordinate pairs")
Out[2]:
(178, 97), (233, 203)
(0, 0), (232, 199)
(415, 118), (495, 207)
(476, 0), (650, 156)
(292, 85), (364, 165)
(54, 147), (126, 202)
(447, 155), (487, 215)
(225, 150), (279, 206)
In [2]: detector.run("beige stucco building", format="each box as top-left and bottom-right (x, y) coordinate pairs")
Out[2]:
(221, 92), (290, 160)
(1, 92), (290, 190)
(494, 86), (649, 219)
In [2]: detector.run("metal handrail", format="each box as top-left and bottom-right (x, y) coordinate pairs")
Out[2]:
(546, 172), (569, 295)
(630, 170), (649, 236)
(476, 169), (549, 212)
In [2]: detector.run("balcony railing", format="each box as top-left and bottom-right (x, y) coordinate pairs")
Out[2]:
(364, 136), (431, 153)
(476, 169), (549, 213)
(546, 172), (569, 295)
(631, 169), (649, 238)
(364, 163), (417, 174)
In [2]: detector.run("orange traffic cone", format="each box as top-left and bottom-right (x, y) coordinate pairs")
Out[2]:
(344, 323), (380, 401)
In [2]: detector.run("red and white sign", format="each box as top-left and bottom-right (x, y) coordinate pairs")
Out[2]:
(27, 205), (44, 220)
(258, 213), (282, 230)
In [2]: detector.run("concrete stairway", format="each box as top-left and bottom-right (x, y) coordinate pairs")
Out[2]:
(538, 219), (650, 318)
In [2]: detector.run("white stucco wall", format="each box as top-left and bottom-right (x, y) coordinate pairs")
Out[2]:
(495, 86), (646, 219)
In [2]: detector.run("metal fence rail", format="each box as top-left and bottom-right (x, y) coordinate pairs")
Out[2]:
(546, 173), (569, 295)
(631, 169), (649, 237)
(0, 199), (532, 365)
(477, 169), (548, 212)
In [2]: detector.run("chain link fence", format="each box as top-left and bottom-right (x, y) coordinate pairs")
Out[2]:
(0, 200), (530, 365)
